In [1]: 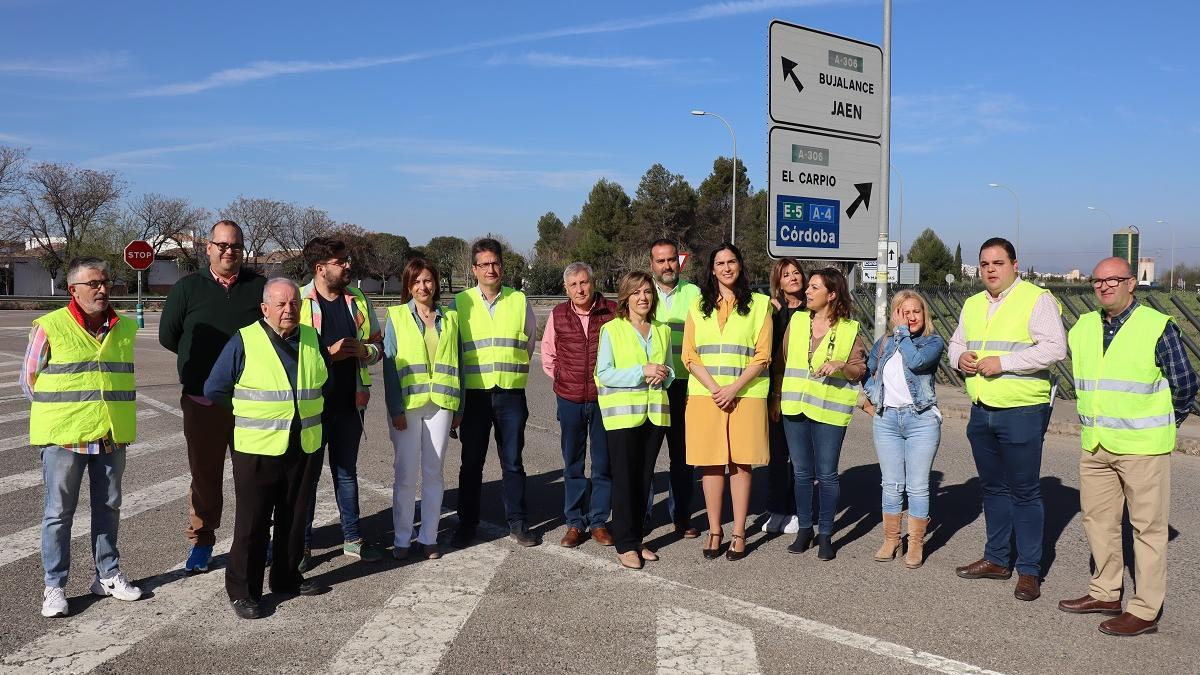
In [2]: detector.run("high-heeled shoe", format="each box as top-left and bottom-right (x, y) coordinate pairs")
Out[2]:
(703, 531), (722, 560)
(787, 527), (814, 554)
(725, 533), (748, 561)
(816, 534), (835, 561)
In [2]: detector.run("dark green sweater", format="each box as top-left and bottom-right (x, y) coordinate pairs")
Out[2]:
(159, 268), (268, 395)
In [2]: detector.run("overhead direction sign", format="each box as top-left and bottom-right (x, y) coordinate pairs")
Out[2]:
(770, 20), (883, 138)
(768, 126), (883, 261)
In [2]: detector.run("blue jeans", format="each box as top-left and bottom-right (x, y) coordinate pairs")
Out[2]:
(872, 406), (942, 519)
(557, 396), (611, 530)
(458, 388), (529, 530)
(782, 414), (847, 535)
(304, 410), (364, 546)
(41, 446), (126, 587)
(966, 403), (1049, 577)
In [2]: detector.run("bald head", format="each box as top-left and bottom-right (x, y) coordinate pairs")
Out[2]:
(1090, 257), (1137, 317)
(261, 277), (300, 334)
(1092, 256), (1132, 279)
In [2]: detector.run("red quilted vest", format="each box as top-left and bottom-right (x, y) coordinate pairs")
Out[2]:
(551, 295), (616, 403)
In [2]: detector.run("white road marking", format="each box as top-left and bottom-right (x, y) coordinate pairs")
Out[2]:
(323, 544), (509, 675)
(0, 432), (185, 497)
(0, 410), (161, 454)
(0, 465), (232, 570)
(138, 394), (184, 418)
(1, 490), (342, 674)
(657, 606), (761, 675)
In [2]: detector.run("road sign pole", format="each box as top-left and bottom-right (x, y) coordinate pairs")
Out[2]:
(873, 0), (893, 340)
(136, 269), (144, 328)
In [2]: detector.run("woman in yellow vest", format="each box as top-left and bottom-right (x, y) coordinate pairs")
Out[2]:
(383, 258), (461, 561)
(595, 271), (673, 569)
(683, 244), (772, 561)
(762, 257), (805, 534)
(771, 268), (867, 561)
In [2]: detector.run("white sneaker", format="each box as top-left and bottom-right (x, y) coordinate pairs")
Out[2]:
(91, 572), (143, 602)
(41, 586), (68, 618)
(763, 513), (784, 533)
(782, 515), (801, 534)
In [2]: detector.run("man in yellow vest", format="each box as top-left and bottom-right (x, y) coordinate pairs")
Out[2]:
(24, 258), (142, 618)
(297, 237), (383, 568)
(204, 278), (332, 620)
(948, 237), (1066, 602)
(450, 238), (540, 548)
(1058, 257), (1196, 636)
(647, 238), (701, 538)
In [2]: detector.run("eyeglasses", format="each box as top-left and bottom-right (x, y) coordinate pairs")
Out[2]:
(209, 242), (245, 254)
(473, 261), (502, 270)
(72, 279), (112, 290)
(320, 258), (352, 268)
(1090, 276), (1132, 289)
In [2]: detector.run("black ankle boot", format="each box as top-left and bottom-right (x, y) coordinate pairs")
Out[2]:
(816, 534), (835, 560)
(787, 527), (814, 554)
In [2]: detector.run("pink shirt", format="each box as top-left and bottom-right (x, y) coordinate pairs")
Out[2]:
(540, 299), (596, 379)
(947, 279), (1067, 374)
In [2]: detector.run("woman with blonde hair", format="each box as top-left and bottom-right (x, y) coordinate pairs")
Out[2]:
(762, 257), (805, 534)
(862, 289), (946, 568)
(595, 271), (673, 569)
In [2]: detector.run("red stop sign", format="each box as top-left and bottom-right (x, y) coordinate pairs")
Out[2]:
(124, 240), (155, 271)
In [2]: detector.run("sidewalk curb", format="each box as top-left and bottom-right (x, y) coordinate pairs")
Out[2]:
(937, 403), (1200, 457)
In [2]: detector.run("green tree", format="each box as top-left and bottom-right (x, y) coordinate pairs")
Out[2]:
(533, 212), (566, 266)
(570, 179), (632, 290)
(524, 260), (563, 295)
(630, 164), (697, 253)
(424, 235), (469, 291)
(906, 228), (955, 285)
(953, 242), (963, 277)
(365, 232), (410, 294)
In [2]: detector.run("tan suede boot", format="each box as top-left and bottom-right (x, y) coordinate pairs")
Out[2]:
(874, 512), (903, 561)
(905, 516), (930, 569)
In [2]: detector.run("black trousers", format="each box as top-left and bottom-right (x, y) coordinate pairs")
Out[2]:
(654, 379), (694, 525)
(226, 441), (324, 601)
(457, 388), (529, 530)
(609, 422), (665, 554)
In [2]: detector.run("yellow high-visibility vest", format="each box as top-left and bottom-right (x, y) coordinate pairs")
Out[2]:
(29, 307), (137, 446)
(386, 304), (461, 411)
(232, 322), (327, 455)
(1069, 305), (1175, 455)
(596, 318), (671, 430)
(686, 293), (770, 399)
(455, 287), (530, 390)
(300, 285), (373, 389)
(779, 312), (860, 427)
(654, 280), (701, 381)
(961, 279), (1058, 407)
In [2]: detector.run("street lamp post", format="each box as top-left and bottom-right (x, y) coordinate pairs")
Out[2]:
(691, 110), (737, 244)
(1086, 205), (1113, 228)
(987, 182), (1021, 253)
(892, 164), (904, 263)
(1156, 219), (1173, 291)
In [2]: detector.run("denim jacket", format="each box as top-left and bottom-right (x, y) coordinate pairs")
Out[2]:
(864, 327), (946, 413)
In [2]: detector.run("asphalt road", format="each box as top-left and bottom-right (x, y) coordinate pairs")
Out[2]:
(0, 309), (1197, 674)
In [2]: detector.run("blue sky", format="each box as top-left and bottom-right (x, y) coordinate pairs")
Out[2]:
(2, 0), (1197, 274)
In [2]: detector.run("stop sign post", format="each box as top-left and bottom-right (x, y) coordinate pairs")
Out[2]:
(124, 240), (154, 328)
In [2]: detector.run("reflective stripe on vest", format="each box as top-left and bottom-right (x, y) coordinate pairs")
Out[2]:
(596, 319), (672, 430)
(1068, 306), (1175, 455)
(686, 293), (771, 399)
(386, 304), (462, 411)
(300, 285), (374, 390)
(232, 323), (328, 456)
(29, 307), (137, 446)
(960, 279), (1057, 407)
(654, 281), (701, 380)
(455, 287), (530, 390)
(779, 312), (860, 426)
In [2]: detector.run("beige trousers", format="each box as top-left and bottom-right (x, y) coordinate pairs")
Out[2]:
(1079, 446), (1171, 621)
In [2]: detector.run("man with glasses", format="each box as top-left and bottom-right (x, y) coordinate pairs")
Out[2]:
(1057, 258), (1197, 636)
(948, 236), (1066, 602)
(296, 237), (383, 568)
(24, 257), (143, 617)
(450, 237), (540, 547)
(160, 220), (267, 573)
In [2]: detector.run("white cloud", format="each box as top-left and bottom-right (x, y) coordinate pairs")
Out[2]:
(892, 87), (1030, 154)
(81, 131), (314, 169)
(487, 51), (704, 69)
(0, 53), (130, 79)
(394, 163), (615, 191)
(133, 0), (841, 96)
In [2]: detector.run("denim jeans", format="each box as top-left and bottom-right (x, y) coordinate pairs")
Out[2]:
(966, 403), (1049, 577)
(872, 405), (942, 519)
(41, 445), (126, 587)
(557, 396), (611, 530)
(782, 414), (847, 535)
(304, 410), (364, 547)
(458, 388), (529, 530)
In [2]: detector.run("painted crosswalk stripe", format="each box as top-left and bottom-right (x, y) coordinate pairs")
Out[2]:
(657, 606), (760, 675)
(324, 544), (509, 675)
(0, 431), (185, 497)
(138, 394), (183, 417)
(0, 465), (231, 570)
(0, 491), (342, 674)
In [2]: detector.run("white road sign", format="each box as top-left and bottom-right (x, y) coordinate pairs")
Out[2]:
(767, 126), (883, 261)
(859, 241), (899, 283)
(769, 20), (883, 138)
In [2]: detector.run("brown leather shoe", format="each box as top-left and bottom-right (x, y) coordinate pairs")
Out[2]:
(955, 558), (1013, 580)
(560, 527), (586, 548)
(1099, 612), (1158, 636)
(1014, 574), (1041, 601)
(590, 526), (614, 546)
(674, 522), (701, 539)
(1058, 595), (1122, 615)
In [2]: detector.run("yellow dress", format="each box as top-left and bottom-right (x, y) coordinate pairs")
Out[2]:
(683, 296), (772, 466)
